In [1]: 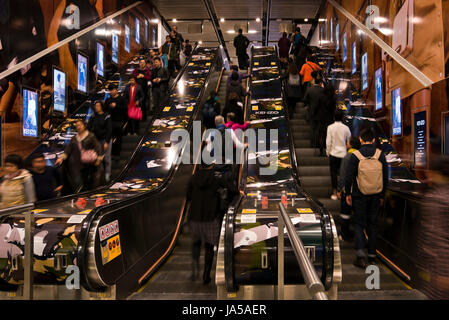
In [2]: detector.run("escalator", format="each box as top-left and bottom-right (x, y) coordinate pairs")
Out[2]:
(216, 46), (341, 300)
(0, 46), (223, 300)
(289, 49), (427, 299)
(128, 68), (229, 300)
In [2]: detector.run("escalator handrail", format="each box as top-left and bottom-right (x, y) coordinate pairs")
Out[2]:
(277, 203), (328, 300)
(77, 47), (220, 291)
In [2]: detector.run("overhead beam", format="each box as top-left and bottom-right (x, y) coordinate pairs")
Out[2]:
(262, 0), (272, 46)
(202, 0), (231, 62)
(328, 0), (433, 88)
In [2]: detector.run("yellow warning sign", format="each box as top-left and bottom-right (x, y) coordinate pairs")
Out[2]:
(247, 193), (258, 197)
(189, 63), (194, 66)
(32, 209), (49, 214)
(163, 107), (171, 112)
(287, 193), (297, 196)
(271, 62), (277, 66)
(242, 209), (257, 214)
(186, 106), (193, 112)
(297, 208), (313, 214)
(252, 105), (259, 111)
(254, 62), (259, 66)
(78, 209), (92, 215)
(206, 62), (211, 66)
(275, 105), (283, 111)
(101, 234), (122, 265)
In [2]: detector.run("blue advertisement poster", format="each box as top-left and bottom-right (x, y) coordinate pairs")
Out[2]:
(145, 20), (148, 43)
(392, 88), (402, 136)
(336, 23), (339, 50)
(375, 68), (383, 110)
(136, 18), (140, 44)
(77, 53), (88, 93)
(362, 52), (368, 90)
(23, 88), (39, 137)
(352, 42), (357, 75)
(125, 25), (130, 53)
(97, 42), (104, 77)
(445, 115), (449, 155)
(343, 33), (347, 62)
(53, 68), (66, 113)
(112, 33), (119, 64)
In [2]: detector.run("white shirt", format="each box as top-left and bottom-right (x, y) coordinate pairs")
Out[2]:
(326, 121), (351, 158)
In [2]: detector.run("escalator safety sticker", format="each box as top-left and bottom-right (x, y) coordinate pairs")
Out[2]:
(99, 220), (121, 265)
(241, 215), (257, 224)
(252, 105), (259, 111)
(186, 106), (193, 112)
(242, 209), (257, 214)
(254, 62), (259, 66)
(271, 62), (277, 66)
(163, 107), (171, 112)
(297, 208), (313, 214)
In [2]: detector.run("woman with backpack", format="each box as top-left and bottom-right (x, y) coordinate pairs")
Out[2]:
(282, 59), (302, 117)
(56, 119), (103, 193)
(202, 91), (221, 129)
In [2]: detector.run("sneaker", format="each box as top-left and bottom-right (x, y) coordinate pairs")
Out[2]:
(331, 194), (338, 201)
(353, 257), (368, 269)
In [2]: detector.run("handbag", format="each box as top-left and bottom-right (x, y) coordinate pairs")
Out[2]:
(78, 141), (98, 165)
(128, 106), (142, 120)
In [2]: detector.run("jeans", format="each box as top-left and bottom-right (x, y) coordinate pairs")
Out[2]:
(352, 195), (381, 258)
(329, 156), (342, 190)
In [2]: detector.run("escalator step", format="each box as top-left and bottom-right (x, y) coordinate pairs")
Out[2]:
(301, 176), (332, 188)
(297, 156), (329, 166)
(298, 166), (330, 177)
(295, 148), (320, 157)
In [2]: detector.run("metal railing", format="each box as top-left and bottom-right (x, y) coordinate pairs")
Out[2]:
(277, 202), (328, 300)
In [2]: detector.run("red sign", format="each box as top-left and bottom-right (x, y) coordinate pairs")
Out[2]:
(262, 197), (268, 209)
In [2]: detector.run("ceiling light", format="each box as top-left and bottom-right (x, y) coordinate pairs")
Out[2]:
(357, 29), (364, 35)
(374, 17), (388, 24)
(150, 19), (159, 23)
(319, 18), (327, 22)
(199, 41), (203, 44)
(304, 19), (309, 22)
(172, 19), (177, 22)
(227, 30), (236, 34)
(220, 18), (225, 22)
(248, 30), (257, 34)
(256, 18), (261, 22)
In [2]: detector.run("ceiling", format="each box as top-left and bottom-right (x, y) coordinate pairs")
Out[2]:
(151, 0), (323, 58)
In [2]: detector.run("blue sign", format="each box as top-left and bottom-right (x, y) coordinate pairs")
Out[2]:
(336, 23), (339, 51)
(125, 25), (130, 53)
(23, 88), (39, 137)
(53, 68), (66, 113)
(77, 53), (88, 93)
(112, 33), (119, 64)
(343, 33), (347, 62)
(362, 52), (368, 90)
(352, 42), (357, 75)
(375, 68), (382, 110)
(136, 18), (140, 44)
(392, 88), (402, 136)
(97, 42), (104, 77)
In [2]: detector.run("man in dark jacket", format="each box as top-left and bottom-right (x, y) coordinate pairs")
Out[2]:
(172, 25), (184, 51)
(304, 74), (329, 155)
(105, 84), (127, 157)
(186, 162), (227, 284)
(226, 65), (250, 90)
(226, 71), (249, 103)
(344, 128), (388, 269)
(151, 58), (170, 111)
(233, 29), (250, 70)
(30, 153), (62, 201)
(278, 32), (291, 69)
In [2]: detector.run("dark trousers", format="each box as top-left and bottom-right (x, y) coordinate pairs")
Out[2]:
(237, 54), (248, 70)
(111, 122), (124, 156)
(192, 240), (214, 280)
(352, 195), (381, 258)
(152, 88), (165, 111)
(340, 191), (353, 241)
(329, 156), (342, 190)
(287, 97), (298, 118)
(312, 120), (327, 153)
(129, 119), (140, 135)
(168, 59), (177, 78)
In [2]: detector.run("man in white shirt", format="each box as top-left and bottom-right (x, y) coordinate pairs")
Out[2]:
(326, 109), (351, 200)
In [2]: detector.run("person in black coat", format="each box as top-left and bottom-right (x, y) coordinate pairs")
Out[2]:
(233, 29), (250, 70)
(105, 84), (127, 157)
(151, 58), (170, 112)
(30, 152), (62, 201)
(124, 76), (145, 135)
(186, 161), (237, 285)
(304, 73), (330, 155)
(55, 119), (103, 193)
(222, 93), (244, 125)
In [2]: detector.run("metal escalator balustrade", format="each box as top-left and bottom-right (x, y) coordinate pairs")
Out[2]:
(216, 46), (341, 300)
(0, 47), (220, 299)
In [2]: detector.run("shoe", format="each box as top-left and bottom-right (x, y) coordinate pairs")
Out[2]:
(353, 257), (368, 269)
(203, 274), (212, 285)
(331, 195), (338, 201)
